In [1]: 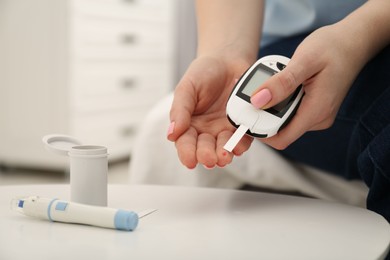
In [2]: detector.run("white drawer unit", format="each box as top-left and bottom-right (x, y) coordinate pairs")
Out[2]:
(72, 0), (172, 22)
(71, 61), (172, 112)
(72, 17), (174, 60)
(0, 0), (177, 169)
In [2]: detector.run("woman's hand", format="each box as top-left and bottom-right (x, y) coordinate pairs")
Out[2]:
(250, 24), (367, 150)
(250, 0), (390, 150)
(166, 0), (263, 169)
(167, 55), (254, 169)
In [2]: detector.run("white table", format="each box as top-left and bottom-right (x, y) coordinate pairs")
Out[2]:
(0, 184), (389, 260)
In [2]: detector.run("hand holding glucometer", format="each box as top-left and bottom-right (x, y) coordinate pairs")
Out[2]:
(224, 55), (304, 152)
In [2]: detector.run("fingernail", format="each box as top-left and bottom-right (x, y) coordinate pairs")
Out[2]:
(167, 121), (175, 137)
(251, 89), (272, 108)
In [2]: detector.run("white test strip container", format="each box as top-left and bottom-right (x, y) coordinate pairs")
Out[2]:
(42, 135), (108, 207)
(69, 145), (108, 206)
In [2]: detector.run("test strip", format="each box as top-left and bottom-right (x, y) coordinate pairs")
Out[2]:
(223, 125), (249, 152)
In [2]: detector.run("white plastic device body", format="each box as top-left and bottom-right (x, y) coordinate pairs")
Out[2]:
(226, 55), (304, 138)
(11, 196), (139, 231)
(224, 55), (304, 152)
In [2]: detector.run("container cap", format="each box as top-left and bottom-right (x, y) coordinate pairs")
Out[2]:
(42, 134), (83, 156)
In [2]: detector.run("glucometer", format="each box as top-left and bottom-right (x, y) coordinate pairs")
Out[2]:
(223, 55), (304, 152)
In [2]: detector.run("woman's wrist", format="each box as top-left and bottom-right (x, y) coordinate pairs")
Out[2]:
(195, 0), (263, 68)
(197, 38), (260, 64)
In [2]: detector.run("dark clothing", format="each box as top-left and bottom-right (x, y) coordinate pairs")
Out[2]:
(259, 33), (390, 224)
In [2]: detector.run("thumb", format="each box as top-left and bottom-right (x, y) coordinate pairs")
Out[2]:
(250, 58), (315, 109)
(167, 78), (196, 142)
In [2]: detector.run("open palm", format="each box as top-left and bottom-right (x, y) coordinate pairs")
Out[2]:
(168, 56), (253, 168)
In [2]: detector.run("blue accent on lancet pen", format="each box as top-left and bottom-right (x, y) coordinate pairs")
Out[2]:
(11, 196), (138, 231)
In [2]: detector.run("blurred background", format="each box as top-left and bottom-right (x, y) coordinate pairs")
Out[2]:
(0, 0), (197, 184)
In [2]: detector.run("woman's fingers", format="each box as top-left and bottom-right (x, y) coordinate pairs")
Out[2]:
(167, 79), (196, 142)
(175, 127), (198, 169)
(196, 133), (218, 168)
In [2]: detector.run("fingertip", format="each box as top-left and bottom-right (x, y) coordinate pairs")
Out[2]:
(178, 152), (198, 170)
(186, 162), (198, 170)
(166, 118), (189, 141)
(216, 148), (233, 167)
(250, 88), (272, 109)
(232, 135), (253, 155)
(166, 121), (175, 140)
(216, 130), (235, 166)
(175, 127), (198, 169)
(169, 88), (194, 141)
(251, 63), (304, 110)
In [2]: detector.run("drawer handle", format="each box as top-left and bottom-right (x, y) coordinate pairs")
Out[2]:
(121, 78), (137, 89)
(120, 126), (137, 137)
(122, 0), (136, 4)
(120, 34), (137, 45)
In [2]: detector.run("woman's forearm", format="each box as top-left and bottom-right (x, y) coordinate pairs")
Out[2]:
(196, 0), (264, 62)
(335, 0), (390, 66)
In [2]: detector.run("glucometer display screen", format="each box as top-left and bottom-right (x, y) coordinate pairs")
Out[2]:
(236, 63), (301, 118)
(236, 63), (276, 103)
(241, 69), (273, 97)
